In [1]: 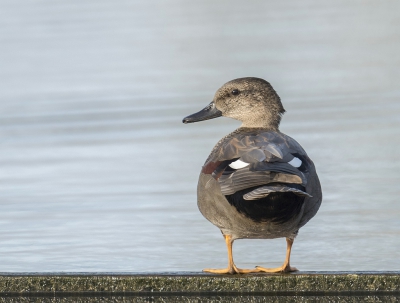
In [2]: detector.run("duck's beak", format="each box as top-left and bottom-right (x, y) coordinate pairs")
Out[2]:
(182, 102), (222, 124)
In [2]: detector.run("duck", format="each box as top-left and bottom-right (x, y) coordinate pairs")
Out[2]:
(182, 77), (322, 274)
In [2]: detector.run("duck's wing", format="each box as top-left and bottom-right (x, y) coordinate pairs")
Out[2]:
(206, 131), (312, 197)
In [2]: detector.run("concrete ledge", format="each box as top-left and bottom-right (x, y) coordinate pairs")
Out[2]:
(1, 272), (400, 294)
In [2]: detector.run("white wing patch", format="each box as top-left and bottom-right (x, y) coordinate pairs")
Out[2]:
(288, 157), (302, 168)
(229, 159), (250, 169)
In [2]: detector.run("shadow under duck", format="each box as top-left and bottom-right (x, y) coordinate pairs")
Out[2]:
(183, 77), (322, 274)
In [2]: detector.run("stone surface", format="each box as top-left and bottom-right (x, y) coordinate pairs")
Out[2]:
(1, 272), (400, 295)
(2, 295), (400, 303)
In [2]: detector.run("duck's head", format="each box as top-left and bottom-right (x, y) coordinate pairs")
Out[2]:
(183, 77), (285, 129)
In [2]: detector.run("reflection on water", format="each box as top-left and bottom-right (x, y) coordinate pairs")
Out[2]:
(1, 0), (400, 273)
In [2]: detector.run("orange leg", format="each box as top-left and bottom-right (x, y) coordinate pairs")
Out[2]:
(255, 237), (298, 273)
(203, 235), (260, 274)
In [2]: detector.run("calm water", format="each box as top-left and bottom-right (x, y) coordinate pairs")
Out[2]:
(0, 0), (400, 273)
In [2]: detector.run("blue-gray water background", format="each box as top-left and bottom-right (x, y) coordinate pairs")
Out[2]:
(1, 0), (399, 272)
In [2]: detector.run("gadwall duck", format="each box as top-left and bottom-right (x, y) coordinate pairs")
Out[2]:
(183, 77), (322, 274)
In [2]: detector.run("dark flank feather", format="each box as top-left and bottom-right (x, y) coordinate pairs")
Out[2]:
(225, 183), (305, 224)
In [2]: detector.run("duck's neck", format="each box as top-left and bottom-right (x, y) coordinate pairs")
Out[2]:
(238, 109), (282, 130)
(240, 122), (280, 130)
(237, 126), (280, 134)
(240, 118), (280, 130)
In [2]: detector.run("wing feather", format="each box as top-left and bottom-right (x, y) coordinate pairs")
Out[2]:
(210, 131), (311, 197)
(243, 185), (312, 201)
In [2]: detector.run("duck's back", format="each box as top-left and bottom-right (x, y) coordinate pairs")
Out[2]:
(197, 128), (322, 240)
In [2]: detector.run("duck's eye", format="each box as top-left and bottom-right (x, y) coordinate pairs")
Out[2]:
(231, 89), (240, 96)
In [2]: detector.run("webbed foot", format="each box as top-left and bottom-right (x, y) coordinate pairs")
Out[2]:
(255, 265), (298, 273)
(203, 265), (261, 274)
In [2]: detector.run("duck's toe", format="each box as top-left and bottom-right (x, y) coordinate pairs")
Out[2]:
(203, 267), (236, 274)
(203, 265), (261, 274)
(232, 265), (262, 274)
(255, 265), (298, 273)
